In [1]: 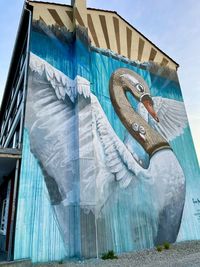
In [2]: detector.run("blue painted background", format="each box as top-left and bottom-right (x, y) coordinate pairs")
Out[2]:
(14, 28), (200, 262)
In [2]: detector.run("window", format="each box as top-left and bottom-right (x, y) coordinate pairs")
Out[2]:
(0, 199), (7, 235)
(0, 182), (11, 235)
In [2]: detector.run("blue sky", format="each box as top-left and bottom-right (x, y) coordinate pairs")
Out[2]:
(0, 0), (199, 163)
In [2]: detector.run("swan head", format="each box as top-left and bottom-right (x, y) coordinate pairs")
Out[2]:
(120, 71), (159, 122)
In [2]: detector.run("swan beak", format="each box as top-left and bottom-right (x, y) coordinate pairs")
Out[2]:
(142, 98), (159, 122)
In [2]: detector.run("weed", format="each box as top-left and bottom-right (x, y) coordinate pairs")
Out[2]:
(156, 245), (163, 252)
(101, 250), (118, 260)
(163, 242), (170, 250)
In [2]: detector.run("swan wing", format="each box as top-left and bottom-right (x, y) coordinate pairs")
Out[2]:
(28, 52), (92, 207)
(28, 53), (106, 245)
(29, 52), (90, 102)
(91, 94), (142, 189)
(149, 96), (188, 141)
(28, 53), (141, 214)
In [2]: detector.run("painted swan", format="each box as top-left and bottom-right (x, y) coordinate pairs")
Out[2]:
(27, 53), (187, 248)
(109, 68), (187, 244)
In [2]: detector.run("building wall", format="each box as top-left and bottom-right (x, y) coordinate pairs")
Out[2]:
(14, 2), (200, 263)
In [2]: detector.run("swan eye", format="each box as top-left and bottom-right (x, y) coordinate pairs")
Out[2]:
(135, 83), (144, 93)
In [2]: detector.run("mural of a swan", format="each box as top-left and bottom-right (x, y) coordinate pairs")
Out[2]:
(27, 53), (187, 248)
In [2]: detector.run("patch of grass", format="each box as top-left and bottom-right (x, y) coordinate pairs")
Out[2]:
(163, 242), (170, 250)
(156, 245), (163, 252)
(101, 250), (118, 260)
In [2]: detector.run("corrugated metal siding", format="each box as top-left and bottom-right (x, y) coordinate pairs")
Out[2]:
(14, 129), (67, 262)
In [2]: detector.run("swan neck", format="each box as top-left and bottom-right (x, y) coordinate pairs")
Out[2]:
(109, 69), (170, 156)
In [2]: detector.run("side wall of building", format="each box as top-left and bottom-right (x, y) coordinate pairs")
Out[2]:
(14, 4), (200, 263)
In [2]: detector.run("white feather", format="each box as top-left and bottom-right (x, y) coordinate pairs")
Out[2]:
(29, 52), (90, 103)
(138, 96), (188, 141)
